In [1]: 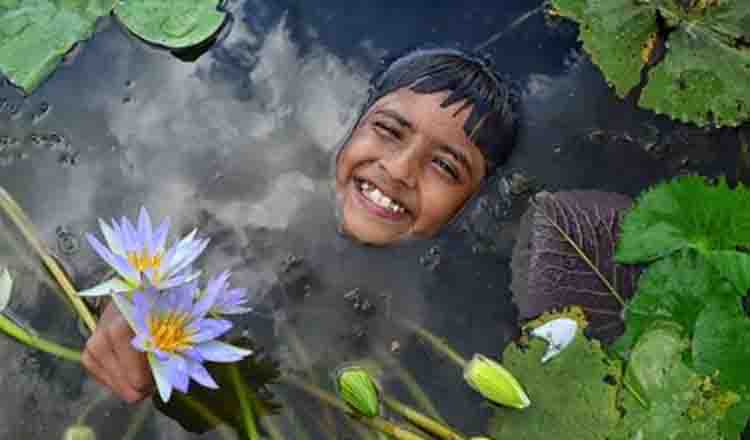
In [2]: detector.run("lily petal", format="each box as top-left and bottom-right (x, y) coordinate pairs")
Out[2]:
(196, 340), (252, 362)
(78, 277), (131, 297)
(148, 352), (173, 402)
(187, 359), (218, 389)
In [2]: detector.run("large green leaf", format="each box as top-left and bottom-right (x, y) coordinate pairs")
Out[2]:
(488, 328), (621, 440)
(615, 176), (750, 264)
(0, 0), (115, 93)
(550, 0), (750, 127)
(693, 299), (750, 393)
(612, 252), (734, 356)
(611, 323), (742, 440)
(114, 0), (226, 49)
(704, 250), (750, 297)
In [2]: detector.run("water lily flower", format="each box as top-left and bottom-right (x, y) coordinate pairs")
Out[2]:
(463, 354), (530, 409)
(205, 270), (252, 316)
(130, 283), (252, 402)
(82, 207), (209, 296)
(335, 366), (381, 417)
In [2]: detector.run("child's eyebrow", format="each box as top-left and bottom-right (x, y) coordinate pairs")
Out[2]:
(374, 109), (414, 130)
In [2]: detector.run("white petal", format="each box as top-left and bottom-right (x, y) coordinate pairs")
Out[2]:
(78, 277), (131, 297)
(112, 293), (137, 329)
(0, 267), (13, 313)
(148, 352), (173, 402)
(99, 219), (125, 257)
(530, 318), (578, 363)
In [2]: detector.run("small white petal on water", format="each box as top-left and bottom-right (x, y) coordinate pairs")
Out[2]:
(0, 267), (13, 313)
(530, 318), (578, 363)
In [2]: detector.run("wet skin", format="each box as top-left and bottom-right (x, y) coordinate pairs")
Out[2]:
(336, 89), (487, 245)
(83, 89), (488, 402)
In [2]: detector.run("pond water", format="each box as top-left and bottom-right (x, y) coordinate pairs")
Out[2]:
(0, 0), (744, 438)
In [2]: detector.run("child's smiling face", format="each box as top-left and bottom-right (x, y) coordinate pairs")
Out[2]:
(335, 88), (487, 245)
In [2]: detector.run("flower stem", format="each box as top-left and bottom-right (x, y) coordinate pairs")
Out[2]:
(0, 187), (97, 332)
(376, 348), (445, 423)
(228, 364), (261, 440)
(173, 394), (236, 440)
(399, 319), (467, 368)
(0, 313), (81, 362)
(282, 374), (429, 440)
(382, 396), (466, 440)
(122, 401), (151, 440)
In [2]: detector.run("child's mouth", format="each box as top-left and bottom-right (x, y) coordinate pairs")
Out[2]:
(353, 176), (411, 221)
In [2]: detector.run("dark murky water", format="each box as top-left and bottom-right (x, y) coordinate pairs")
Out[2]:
(0, 0), (742, 438)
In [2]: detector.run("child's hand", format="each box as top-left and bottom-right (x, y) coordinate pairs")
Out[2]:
(82, 301), (154, 403)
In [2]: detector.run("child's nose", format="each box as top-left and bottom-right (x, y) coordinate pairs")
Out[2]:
(380, 146), (419, 188)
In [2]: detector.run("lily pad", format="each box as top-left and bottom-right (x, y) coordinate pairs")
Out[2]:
(510, 191), (640, 343)
(550, 0), (750, 127)
(0, 0), (115, 93)
(611, 323), (742, 440)
(612, 251), (735, 356)
(114, 0), (226, 49)
(488, 324), (622, 440)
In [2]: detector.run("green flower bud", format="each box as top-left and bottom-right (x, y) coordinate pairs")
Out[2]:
(463, 354), (530, 409)
(336, 366), (381, 417)
(63, 425), (96, 440)
(470, 437), (493, 440)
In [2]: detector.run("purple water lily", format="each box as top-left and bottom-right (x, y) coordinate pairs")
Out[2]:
(205, 270), (253, 316)
(130, 283), (252, 402)
(82, 207), (209, 296)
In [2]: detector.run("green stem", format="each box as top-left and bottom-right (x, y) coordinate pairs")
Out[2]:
(228, 364), (261, 440)
(173, 394), (236, 440)
(382, 397), (466, 440)
(282, 374), (429, 440)
(122, 402), (151, 440)
(376, 349), (445, 423)
(0, 187), (97, 332)
(623, 377), (649, 409)
(399, 320), (467, 368)
(0, 313), (82, 362)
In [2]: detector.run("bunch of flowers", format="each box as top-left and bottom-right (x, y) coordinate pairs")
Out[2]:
(81, 207), (253, 402)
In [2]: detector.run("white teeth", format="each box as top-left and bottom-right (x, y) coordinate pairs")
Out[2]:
(359, 180), (405, 214)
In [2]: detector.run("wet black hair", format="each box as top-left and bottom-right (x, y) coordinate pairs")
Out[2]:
(360, 46), (520, 174)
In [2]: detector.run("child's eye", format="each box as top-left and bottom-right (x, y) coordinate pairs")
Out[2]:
(433, 157), (459, 181)
(373, 121), (401, 140)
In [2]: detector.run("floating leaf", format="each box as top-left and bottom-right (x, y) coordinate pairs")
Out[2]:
(616, 176), (750, 264)
(0, 266), (12, 313)
(488, 325), (621, 440)
(153, 336), (281, 437)
(704, 250), (750, 297)
(0, 0), (115, 93)
(511, 191), (640, 343)
(693, 299), (750, 394)
(612, 251), (735, 355)
(549, 0), (750, 127)
(611, 323), (742, 440)
(114, 0), (226, 49)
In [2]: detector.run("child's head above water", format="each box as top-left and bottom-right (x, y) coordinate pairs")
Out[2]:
(335, 47), (519, 245)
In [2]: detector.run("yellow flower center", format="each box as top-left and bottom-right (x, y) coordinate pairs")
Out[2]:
(128, 251), (163, 273)
(147, 312), (194, 353)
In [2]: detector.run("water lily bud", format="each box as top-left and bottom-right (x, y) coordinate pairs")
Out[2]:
(470, 437), (493, 440)
(463, 354), (530, 409)
(336, 366), (380, 417)
(63, 425), (96, 440)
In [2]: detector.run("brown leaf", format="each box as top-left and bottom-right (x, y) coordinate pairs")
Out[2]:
(511, 191), (640, 343)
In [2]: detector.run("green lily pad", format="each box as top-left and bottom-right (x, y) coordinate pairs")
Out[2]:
(114, 0), (226, 49)
(550, 0), (750, 127)
(611, 323), (742, 440)
(488, 326), (621, 440)
(0, 0), (115, 93)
